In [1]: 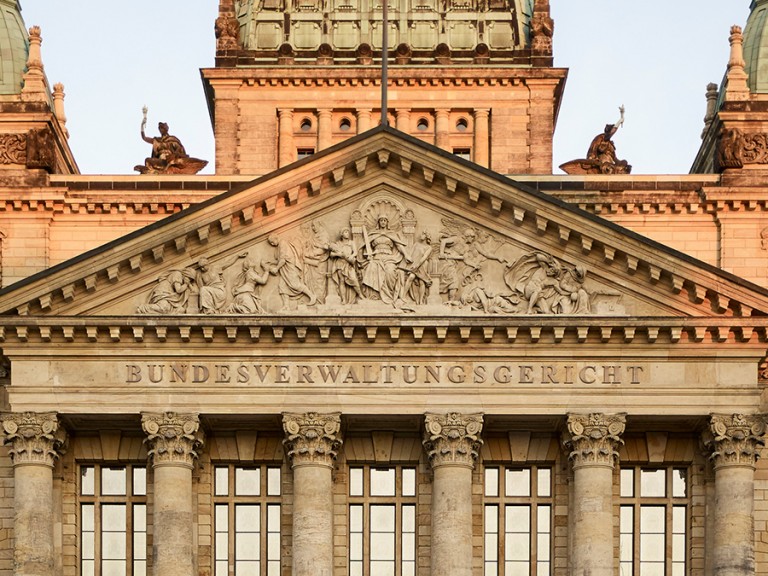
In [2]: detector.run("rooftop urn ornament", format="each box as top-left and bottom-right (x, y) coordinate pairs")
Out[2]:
(134, 106), (208, 175)
(559, 106), (632, 175)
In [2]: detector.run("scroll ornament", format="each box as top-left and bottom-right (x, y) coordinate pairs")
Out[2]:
(0, 412), (67, 467)
(423, 412), (484, 468)
(716, 127), (768, 170)
(141, 412), (204, 467)
(563, 412), (626, 467)
(0, 134), (26, 164)
(705, 413), (766, 468)
(282, 412), (342, 467)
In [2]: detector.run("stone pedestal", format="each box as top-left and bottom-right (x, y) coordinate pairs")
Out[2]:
(563, 413), (626, 576)
(142, 412), (204, 576)
(1, 412), (67, 576)
(423, 412), (483, 576)
(283, 412), (342, 576)
(704, 414), (766, 576)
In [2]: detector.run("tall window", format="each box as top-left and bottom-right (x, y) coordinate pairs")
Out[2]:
(348, 465), (417, 576)
(214, 465), (282, 576)
(619, 467), (688, 576)
(484, 465), (553, 576)
(80, 464), (147, 576)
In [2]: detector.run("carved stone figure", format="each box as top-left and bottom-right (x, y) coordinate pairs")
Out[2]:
(215, 14), (241, 50)
(439, 220), (507, 301)
(137, 269), (194, 314)
(267, 234), (317, 309)
(555, 265), (590, 314)
(302, 221), (330, 304)
(530, 12), (554, 52)
(327, 228), (364, 304)
(400, 231), (433, 305)
(195, 254), (248, 314)
(225, 256), (272, 314)
(359, 215), (408, 306)
(134, 119), (208, 175)
(715, 126), (768, 171)
(559, 107), (632, 175)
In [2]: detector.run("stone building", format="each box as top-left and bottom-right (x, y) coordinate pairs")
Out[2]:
(1, 1), (768, 576)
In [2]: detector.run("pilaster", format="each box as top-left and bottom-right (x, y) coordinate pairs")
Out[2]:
(473, 108), (490, 167)
(278, 109), (294, 167)
(435, 109), (450, 151)
(317, 109), (333, 151)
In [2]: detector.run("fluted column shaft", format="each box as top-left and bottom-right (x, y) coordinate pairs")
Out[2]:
(142, 412), (204, 576)
(705, 414), (766, 576)
(435, 109), (450, 151)
(563, 413), (626, 576)
(278, 109), (294, 167)
(1, 412), (67, 576)
(317, 109), (333, 151)
(423, 412), (483, 576)
(283, 412), (342, 576)
(473, 108), (490, 167)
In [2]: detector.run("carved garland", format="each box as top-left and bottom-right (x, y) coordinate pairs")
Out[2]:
(141, 411), (204, 467)
(563, 412), (626, 467)
(0, 134), (26, 164)
(0, 411), (67, 467)
(705, 413), (766, 468)
(282, 412), (342, 467)
(422, 412), (484, 468)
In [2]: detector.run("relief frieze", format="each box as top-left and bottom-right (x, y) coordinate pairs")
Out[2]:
(135, 194), (624, 316)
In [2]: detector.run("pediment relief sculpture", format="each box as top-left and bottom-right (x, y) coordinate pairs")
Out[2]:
(136, 194), (624, 316)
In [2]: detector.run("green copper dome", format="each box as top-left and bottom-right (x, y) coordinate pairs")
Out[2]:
(743, 0), (768, 93)
(0, 0), (27, 95)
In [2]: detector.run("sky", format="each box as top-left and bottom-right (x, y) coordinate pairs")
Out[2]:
(19, 1), (750, 175)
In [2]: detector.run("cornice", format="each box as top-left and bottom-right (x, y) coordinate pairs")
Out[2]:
(0, 316), (767, 348)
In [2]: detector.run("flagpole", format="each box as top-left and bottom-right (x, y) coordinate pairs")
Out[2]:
(381, 0), (388, 126)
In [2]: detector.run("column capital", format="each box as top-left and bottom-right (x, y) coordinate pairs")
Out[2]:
(282, 412), (342, 468)
(141, 412), (204, 468)
(474, 108), (490, 117)
(0, 412), (67, 467)
(704, 413), (766, 469)
(563, 412), (626, 468)
(423, 412), (483, 469)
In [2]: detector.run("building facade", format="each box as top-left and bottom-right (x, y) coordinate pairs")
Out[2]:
(1, 2), (768, 576)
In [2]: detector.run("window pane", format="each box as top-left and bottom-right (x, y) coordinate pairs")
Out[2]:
(82, 504), (95, 533)
(236, 468), (261, 496)
(537, 468), (551, 497)
(215, 467), (229, 496)
(402, 505), (415, 532)
(640, 507), (665, 533)
(673, 506), (686, 534)
(371, 505), (395, 532)
(370, 532), (395, 560)
(640, 534), (665, 561)
(236, 505), (261, 532)
(620, 506), (633, 533)
(82, 560), (95, 576)
(134, 504), (147, 532)
(485, 467), (499, 497)
(505, 506), (530, 532)
(102, 532), (126, 560)
(505, 533), (530, 561)
(268, 532), (280, 559)
(267, 467), (281, 496)
(537, 533), (550, 561)
(620, 469), (634, 497)
(102, 560), (126, 576)
(350, 505), (363, 532)
(640, 562), (664, 576)
(236, 532), (260, 561)
(101, 467), (126, 496)
(485, 505), (498, 532)
(673, 469), (687, 498)
(215, 504), (229, 532)
(133, 467), (147, 496)
(350, 533), (364, 560)
(102, 504), (126, 531)
(350, 468), (363, 496)
(485, 533), (498, 561)
(371, 468), (395, 496)
(640, 469), (665, 498)
(537, 505), (550, 533)
(236, 560), (260, 576)
(505, 469), (530, 497)
(81, 467), (95, 496)
(267, 504), (281, 532)
(216, 533), (229, 560)
(371, 560), (395, 576)
(402, 468), (416, 497)
(134, 532), (147, 560)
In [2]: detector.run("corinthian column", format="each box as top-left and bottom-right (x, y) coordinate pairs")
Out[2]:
(1, 412), (67, 576)
(283, 412), (342, 576)
(704, 413), (766, 576)
(142, 412), (204, 576)
(423, 412), (483, 576)
(563, 413), (626, 576)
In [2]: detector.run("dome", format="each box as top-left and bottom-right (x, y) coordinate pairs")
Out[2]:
(743, 0), (768, 93)
(0, 0), (28, 95)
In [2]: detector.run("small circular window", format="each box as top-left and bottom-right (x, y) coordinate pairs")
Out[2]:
(340, 118), (352, 131)
(417, 118), (429, 131)
(300, 118), (313, 132)
(456, 118), (469, 132)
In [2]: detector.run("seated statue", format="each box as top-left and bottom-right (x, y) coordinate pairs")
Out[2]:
(134, 120), (208, 175)
(559, 106), (631, 175)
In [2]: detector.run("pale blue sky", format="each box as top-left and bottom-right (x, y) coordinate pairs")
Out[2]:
(20, 1), (749, 175)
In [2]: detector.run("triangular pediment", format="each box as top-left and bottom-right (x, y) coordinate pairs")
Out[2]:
(1, 127), (768, 324)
